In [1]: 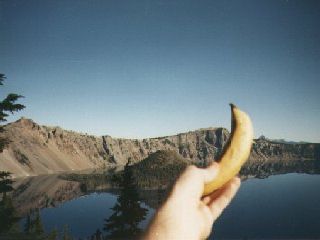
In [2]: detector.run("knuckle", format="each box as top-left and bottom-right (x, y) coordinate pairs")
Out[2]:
(211, 204), (222, 216)
(185, 165), (199, 175)
(218, 195), (230, 207)
(230, 178), (241, 189)
(187, 165), (197, 171)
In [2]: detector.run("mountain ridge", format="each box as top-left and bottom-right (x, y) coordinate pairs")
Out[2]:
(0, 118), (319, 178)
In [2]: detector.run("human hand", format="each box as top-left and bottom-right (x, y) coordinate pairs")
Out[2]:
(143, 163), (241, 240)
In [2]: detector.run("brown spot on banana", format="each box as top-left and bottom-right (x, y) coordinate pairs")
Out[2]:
(202, 104), (254, 196)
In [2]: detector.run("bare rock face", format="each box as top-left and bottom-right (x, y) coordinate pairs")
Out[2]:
(0, 118), (319, 178)
(0, 119), (229, 177)
(242, 137), (320, 177)
(249, 137), (320, 163)
(102, 127), (229, 166)
(0, 118), (107, 178)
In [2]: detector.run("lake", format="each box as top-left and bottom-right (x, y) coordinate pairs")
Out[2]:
(2, 173), (320, 239)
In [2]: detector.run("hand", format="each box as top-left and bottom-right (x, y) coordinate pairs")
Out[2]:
(143, 163), (241, 240)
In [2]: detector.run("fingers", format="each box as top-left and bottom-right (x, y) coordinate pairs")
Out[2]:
(203, 162), (220, 184)
(172, 163), (219, 202)
(206, 177), (241, 221)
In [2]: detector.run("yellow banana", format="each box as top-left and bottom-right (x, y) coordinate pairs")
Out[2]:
(203, 104), (254, 196)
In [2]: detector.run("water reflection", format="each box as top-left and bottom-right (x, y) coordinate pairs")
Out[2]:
(104, 163), (148, 239)
(1, 162), (320, 239)
(0, 194), (17, 234)
(24, 209), (44, 235)
(0, 172), (74, 239)
(0, 171), (18, 234)
(211, 173), (320, 239)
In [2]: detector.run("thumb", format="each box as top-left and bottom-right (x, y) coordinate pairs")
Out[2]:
(173, 163), (219, 201)
(202, 162), (220, 184)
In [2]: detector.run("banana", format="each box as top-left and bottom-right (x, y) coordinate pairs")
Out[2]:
(203, 104), (254, 196)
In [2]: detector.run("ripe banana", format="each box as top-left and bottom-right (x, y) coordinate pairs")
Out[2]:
(203, 104), (254, 196)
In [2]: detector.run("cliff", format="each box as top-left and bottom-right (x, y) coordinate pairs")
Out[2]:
(0, 118), (319, 178)
(244, 136), (320, 177)
(102, 126), (229, 165)
(0, 118), (229, 177)
(0, 118), (106, 177)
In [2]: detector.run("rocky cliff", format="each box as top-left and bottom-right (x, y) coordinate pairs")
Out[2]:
(0, 118), (106, 177)
(0, 118), (229, 177)
(0, 118), (319, 178)
(102, 126), (229, 165)
(243, 136), (320, 177)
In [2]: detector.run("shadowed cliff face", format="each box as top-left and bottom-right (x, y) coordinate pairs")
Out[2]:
(0, 118), (319, 178)
(243, 137), (320, 178)
(102, 127), (229, 165)
(0, 118), (229, 177)
(249, 137), (320, 164)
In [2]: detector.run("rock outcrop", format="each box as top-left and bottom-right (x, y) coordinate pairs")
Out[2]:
(0, 118), (319, 178)
(102, 127), (229, 165)
(249, 136), (320, 164)
(0, 118), (107, 178)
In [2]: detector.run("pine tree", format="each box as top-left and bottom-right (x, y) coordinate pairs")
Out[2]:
(0, 171), (14, 198)
(90, 229), (102, 240)
(23, 208), (44, 237)
(62, 225), (73, 240)
(104, 161), (148, 239)
(33, 209), (44, 235)
(47, 228), (58, 240)
(0, 73), (25, 152)
(0, 194), (17, 233)
(24, 212), (32, 234)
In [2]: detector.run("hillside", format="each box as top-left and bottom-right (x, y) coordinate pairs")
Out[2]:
(128, 150), (190, 188)
(0, 118), (107, 178)
(0, 118), (228, 177)
(0, 118), (319, 178)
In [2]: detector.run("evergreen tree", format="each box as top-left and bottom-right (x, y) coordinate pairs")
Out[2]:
(0, 171), (14, 198)
(33, 209), (44, 235)
(104, 161), (148, 239)
(90, 229), (102, 240)
(0, 73), (25, 152)
(0, 73), (25, 236)
(24, 209), (44, 236)
(47, 228), (58, 240)
(0, 169), (18, 235)
(0, 194), (17, 233)
(62, 225), (73, 240)
(24, 212), (32, 234)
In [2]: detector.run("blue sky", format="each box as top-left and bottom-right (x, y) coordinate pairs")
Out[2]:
(0, 0), (319, 142)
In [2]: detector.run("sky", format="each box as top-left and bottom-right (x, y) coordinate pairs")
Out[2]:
(0, 0), (319, 142)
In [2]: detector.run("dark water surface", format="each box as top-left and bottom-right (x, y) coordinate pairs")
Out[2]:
(25, 193), (154, 239)
(12, 173), (320, 239)
(212, 173), (320, 239)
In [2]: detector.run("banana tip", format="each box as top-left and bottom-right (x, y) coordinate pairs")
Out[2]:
(229, 103), (237, 109)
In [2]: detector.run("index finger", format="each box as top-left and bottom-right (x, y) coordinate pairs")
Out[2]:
(207, 177), (241, 221)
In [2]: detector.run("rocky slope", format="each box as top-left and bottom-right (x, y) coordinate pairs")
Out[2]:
(102, 126), (229, 165)
(0, 118), (107, 178)
(0, 118), (229, 177)
(248, 136), (320, 165)
(0, 118), (319, 178)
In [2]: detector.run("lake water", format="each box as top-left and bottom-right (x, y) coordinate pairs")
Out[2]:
(212, 173), (320, 239)
(4, 173), (320, 239)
